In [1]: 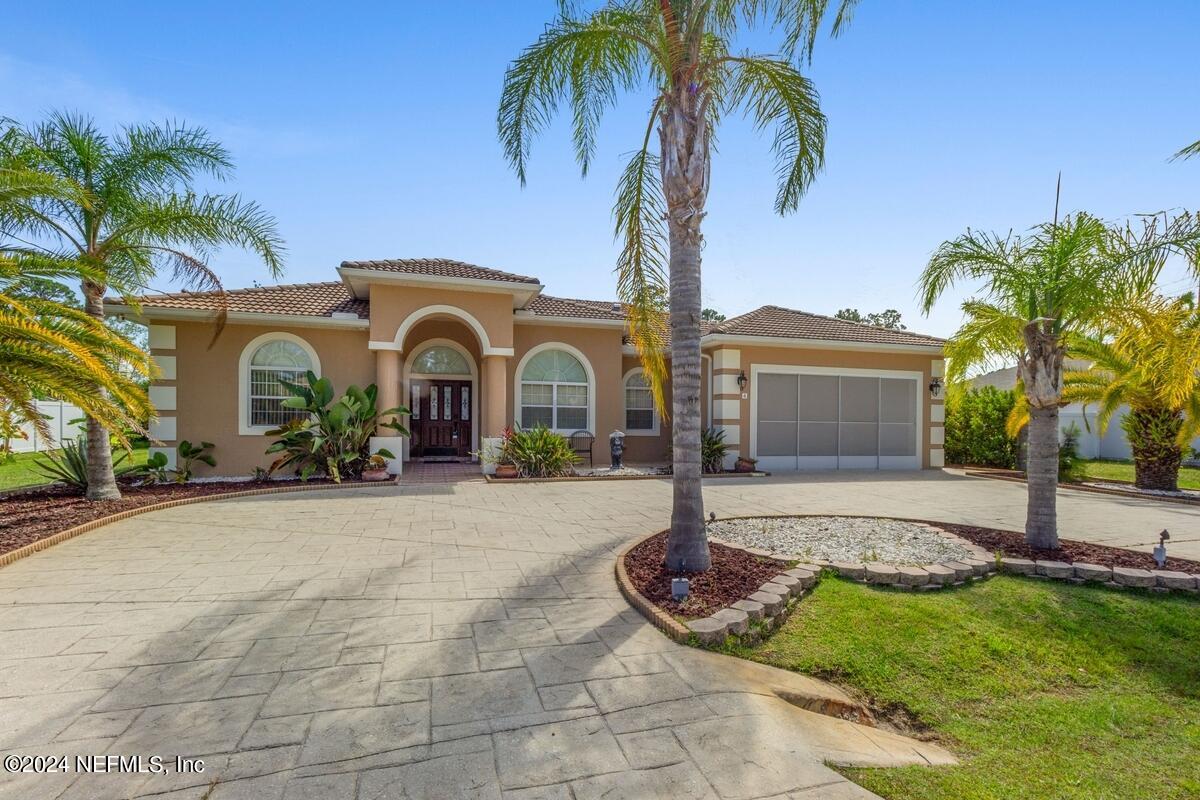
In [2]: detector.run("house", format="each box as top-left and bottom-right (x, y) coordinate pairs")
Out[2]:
(971, 365), (1200, 463)
(108, 258), (947, 477)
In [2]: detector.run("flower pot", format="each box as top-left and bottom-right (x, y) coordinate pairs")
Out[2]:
(361, 468), (391, 482)
(734, 459), (756, 473)
(495, 464), (519, 479)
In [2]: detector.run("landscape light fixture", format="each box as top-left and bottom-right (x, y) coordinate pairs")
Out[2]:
(671, 577), (690, 602)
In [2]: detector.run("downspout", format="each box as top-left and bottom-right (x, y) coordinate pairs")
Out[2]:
(701, 353), (713, 429)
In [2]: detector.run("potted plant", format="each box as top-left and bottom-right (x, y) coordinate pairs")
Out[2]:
(474, 426), (520, 478)
(361, 450), (393, 481)
(734, 455), (757, 473)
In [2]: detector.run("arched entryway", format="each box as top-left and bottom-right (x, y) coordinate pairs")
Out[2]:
(403, 338), (479, 460)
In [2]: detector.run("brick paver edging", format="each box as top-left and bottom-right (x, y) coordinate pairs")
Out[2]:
(619, 516), (1200, 649)
(614, 532), (691, 643)
(0, 481), (377, 571)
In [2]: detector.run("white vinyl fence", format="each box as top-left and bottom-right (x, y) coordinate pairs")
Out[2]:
(5, 400), (86, 454)
(1059, 404), (1200, 465)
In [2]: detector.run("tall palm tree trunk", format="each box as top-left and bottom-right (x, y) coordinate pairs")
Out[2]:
(1025, 406), (1059, 549)
(1124, 408), (1183, 492)
(82, 281), (122, 501)
(661, 92), (711, 572)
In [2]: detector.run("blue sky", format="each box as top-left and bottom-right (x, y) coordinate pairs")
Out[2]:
(3, 1), (1197, 337)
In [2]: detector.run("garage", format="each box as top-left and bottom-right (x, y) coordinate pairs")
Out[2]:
(752, 367), (922, 470)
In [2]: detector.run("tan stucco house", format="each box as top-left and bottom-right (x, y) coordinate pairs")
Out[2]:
(109, 258), (947, 477)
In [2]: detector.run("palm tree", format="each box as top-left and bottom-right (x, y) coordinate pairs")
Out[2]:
(919, 207), (1200, 548)
(0, 253), (153, 447)
(1060, 296), (1200, 492)
(498, 0), (855, 571)
(0, 112), (284, 500)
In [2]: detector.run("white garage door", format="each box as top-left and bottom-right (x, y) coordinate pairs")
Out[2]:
(753, 370), (920, 470)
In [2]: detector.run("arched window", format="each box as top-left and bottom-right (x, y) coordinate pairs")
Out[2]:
(411, 345), (471, 375)
(624, 369), (659, 434)
(520, 348), (589, 431)
(247, 339), (313, 428)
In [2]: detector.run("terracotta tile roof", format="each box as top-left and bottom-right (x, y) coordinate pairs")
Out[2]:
(526, 295), (626, 320)
(339, 257), (540, 285)
(708, 305), (944, 347)
(121, 282), (368, 319)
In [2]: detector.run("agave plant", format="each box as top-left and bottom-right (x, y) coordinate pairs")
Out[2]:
(35, 435), (142, 493)
(265, 371), (408, 482)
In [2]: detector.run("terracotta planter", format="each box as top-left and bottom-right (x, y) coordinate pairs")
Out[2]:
(361, 468), (391, 482)
(734, 459), (756, 473)
(495, 464), (519, 479)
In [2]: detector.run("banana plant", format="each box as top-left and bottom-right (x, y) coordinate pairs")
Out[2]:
(265, 371), (409, 482)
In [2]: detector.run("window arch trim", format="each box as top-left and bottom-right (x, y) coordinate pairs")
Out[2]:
(514, 342), (596, 434)
(238, 332), (321, 436)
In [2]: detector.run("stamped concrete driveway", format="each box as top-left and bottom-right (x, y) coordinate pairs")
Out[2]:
(0, 471), (1192, 800)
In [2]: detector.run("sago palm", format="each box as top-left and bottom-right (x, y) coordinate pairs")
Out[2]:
(919, 207), (1200, 548)
(0, 112), (284, 500)
(1061, 296), (1200, 492)
(498, 0), (856, 571)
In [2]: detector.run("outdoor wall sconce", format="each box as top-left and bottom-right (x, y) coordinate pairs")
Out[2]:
(929, 377), (943, 399)
(736, 370), (748, 390)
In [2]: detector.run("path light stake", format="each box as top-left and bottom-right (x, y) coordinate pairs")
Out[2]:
(1153, 530), (1170, 568)
(671, 577), (690, 602)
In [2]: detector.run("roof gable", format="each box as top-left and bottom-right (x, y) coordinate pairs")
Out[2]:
(708, 305), (944, 347)
(339, 258), (540, 285)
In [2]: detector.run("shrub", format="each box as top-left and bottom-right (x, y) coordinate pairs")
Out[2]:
(944, 386), (1019, 468)
(702, 427), (728, 473)
(502, 424), (577, 478)
(144, 440), (216, 484)
(35, 436), (141, 492)
(666, 427), (730, 473)
(1058, 422), (1085, 483)
(265, 372), (408, 482)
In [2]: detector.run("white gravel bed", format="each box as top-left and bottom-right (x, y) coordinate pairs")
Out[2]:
(707, 516), (973, 566)
(1085, 481), (1200, 499)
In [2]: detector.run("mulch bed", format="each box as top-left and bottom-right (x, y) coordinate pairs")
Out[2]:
(624, 530), (789, 619)
(0, 480), (357, 558)
(930, 521), (1200, 573)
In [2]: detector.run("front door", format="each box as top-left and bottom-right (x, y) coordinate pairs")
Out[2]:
(410, 380), (471, 458)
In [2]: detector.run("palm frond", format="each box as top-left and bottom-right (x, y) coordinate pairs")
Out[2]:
(1171, 138), (1200, 162)
(498, 8), (660, 185)
(720, 54), (825, 214)
(613, 108), (670, 414)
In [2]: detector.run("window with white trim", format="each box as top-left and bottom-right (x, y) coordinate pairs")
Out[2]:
(520, 349), (589, 431)
(624, 370), (658, 433)
(248, 340), (312, 427)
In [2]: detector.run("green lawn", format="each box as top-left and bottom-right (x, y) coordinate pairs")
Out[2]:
(734, 576), (1200, 800)
(0, 441), (150, 492)
(1077, 458), (1200, 490)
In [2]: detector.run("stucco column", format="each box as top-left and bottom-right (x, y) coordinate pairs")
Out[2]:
(482, 355), (509, 436)
(375, 349), (401, 429)
(370, 348), (404, 475)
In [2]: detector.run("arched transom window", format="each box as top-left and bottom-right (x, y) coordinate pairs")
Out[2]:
(411, 345), (471, 375)
(624, 370), (658, 434)
(520, 349), (589, 431)
(248, 340), (312, 427)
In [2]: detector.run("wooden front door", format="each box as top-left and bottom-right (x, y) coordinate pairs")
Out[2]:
(410, 380), (471, 458)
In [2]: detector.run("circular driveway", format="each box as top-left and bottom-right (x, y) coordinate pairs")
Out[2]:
(0, 471), (1190, 799)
